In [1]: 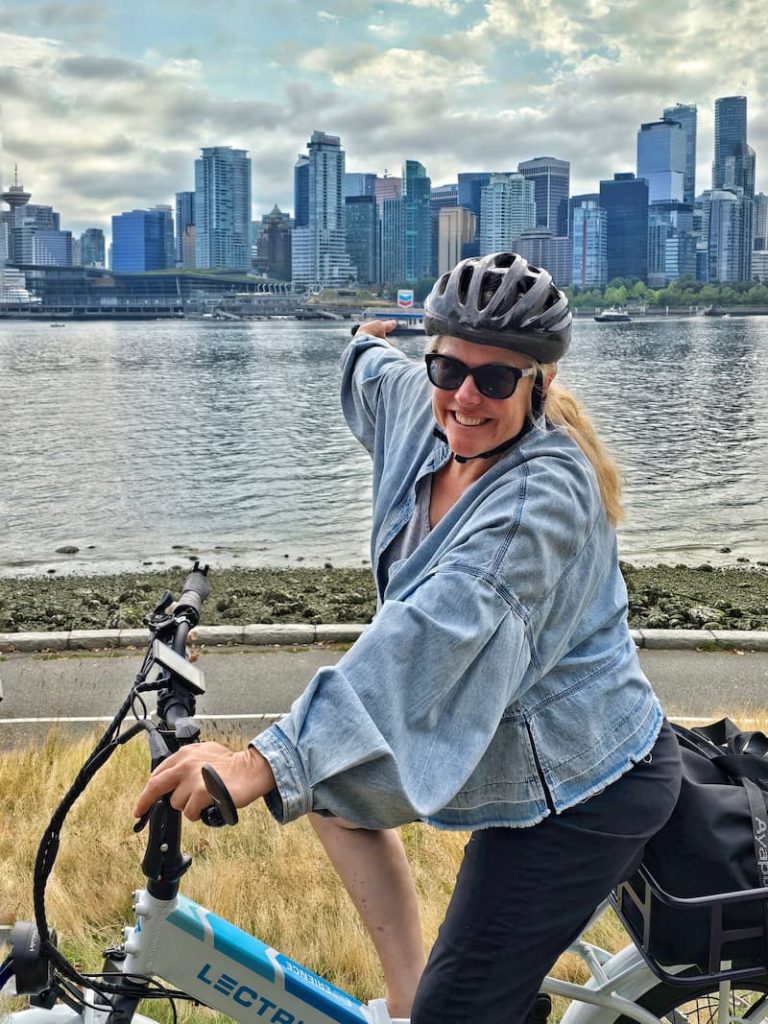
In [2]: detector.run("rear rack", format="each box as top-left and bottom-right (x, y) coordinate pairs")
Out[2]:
(613, 865), (768, 987)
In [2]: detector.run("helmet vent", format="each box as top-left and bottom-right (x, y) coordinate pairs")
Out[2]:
(494, 252), (514, 268)
(478, 273), (501, 310)
(457, 264), (474, 304)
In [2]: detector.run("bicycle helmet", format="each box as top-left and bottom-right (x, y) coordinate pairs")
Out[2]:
(424, 252), (572, 364)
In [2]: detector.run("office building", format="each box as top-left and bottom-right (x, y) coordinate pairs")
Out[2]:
(568, 193), (600, 238)
(7, 203), (61, 264)
(571, 199), (607, 289)
(345, 173), (376, 198)
(374, 174), (402, 213)
(112, 208), (175, 273)
(290, 130), (356, 288)
(430, 183), (458, 276)
(479, 173), (536, 254)
(705, 187), (753, 283)
(31, 229), (74, 267)
(79, 228), (105, 267)
(662, 103), (697, 205)
(402, 160), (431, 282)
(255, 205), (292, 281)
(713, 96), (755, 197)
(637, 120), (686, 204)
(175, 191), (195, 268)
(381, 196), (405, 284)
(345, 194), (378, 285)
(751, 249), (768, 283)
(511, 229), (571, 286)
(753, 193), (768, 250)
(195, 146), (252, 271)
(457, 172), (492, 257)
(294, 155), (310, 227)
(517, 157), (570, 237)
(647, 201), (696, 285)
(599, 173), (649, 282)
(438, 207), (476, 275)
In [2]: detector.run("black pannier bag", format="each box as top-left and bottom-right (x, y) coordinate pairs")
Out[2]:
(615, 718), (768, 982)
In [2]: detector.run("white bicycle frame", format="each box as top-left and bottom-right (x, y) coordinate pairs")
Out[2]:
(6, 889), (722, 1024)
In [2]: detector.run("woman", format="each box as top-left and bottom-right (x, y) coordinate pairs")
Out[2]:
(136, 252), (682, 1024)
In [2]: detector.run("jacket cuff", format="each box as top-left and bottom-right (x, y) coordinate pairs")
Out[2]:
(250, 725), (313, 823)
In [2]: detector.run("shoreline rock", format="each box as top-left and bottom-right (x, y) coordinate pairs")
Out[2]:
(0, 563), (766, 634)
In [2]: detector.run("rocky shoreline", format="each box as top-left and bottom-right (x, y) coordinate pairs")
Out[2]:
(0, 563), (766, 633)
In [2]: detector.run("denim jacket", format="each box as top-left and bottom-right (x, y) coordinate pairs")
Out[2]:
(252, 334), (663, 830)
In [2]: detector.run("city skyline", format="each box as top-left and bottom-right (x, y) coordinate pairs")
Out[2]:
(0, 0), (765, 237)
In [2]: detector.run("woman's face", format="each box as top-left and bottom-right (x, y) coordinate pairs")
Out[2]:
(430, 335), (536, 461)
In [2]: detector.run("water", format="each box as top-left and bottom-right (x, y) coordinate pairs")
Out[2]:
(0, 316), (766, 576)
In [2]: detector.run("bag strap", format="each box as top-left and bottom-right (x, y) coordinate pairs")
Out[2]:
(712, 754), (768, 784)
(695, 719), (768, 760)
(743, 778), (768, 889)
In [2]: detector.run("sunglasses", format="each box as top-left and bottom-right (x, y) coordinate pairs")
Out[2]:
(425, 353), (536, 400)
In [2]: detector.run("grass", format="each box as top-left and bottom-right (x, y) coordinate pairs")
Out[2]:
(3, 715), (766, 1022)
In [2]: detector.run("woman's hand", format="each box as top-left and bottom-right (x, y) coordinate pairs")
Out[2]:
(354, 319), (398, 342)
(134, 741), (276, 822)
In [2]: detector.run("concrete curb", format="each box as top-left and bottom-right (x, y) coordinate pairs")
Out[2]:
(1, 624), (767, 654)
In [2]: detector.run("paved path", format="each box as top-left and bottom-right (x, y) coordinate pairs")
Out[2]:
(1, 643), (766, 746)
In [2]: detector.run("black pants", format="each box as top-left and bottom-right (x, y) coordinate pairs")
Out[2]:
(411, 721), (682, 1024)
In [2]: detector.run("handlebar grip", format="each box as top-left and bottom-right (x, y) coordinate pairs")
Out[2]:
(201, 764), (239, 827)
(175, 564), (211, 623)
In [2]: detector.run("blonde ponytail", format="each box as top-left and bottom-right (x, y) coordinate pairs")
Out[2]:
(544, 382), (624, 525)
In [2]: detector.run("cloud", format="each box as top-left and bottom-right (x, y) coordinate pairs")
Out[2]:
(300, 44), (487, 92)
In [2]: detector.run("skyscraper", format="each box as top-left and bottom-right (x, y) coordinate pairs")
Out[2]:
(381, 195), (405, 284)
(705, 188), (753, 283)
(79, 228), (105, 267)
(517, 157), (570, 237)
(175, 191), (195, 268)
(194, 146), (252, 271)
(438, 207), (476, 275)
(479, 174), (535, 254)
(291, 130), (355, 289)
(345, 194), (378, 285)
(599, 173), (649, 282)
(429, 183), (458, 276)
(571, 199), (607, 289)
(256, 205), (292, 281)
(637, 120), (686, 204)
(402, 159), (431, 282)
(112, 208), (175, 273)
(457, 172), (492, 258)
(344, 173), (376, 198)
(713, 96), (755, 197)
(662, 103), (697, 205)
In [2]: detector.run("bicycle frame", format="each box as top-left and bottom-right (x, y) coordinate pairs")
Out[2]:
(120, 889), (368, 1024)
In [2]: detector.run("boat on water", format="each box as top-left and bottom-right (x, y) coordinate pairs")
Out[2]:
(593, 307), (632, 323)
(351, 307), (425, 337)
(701, 306), (726, 317)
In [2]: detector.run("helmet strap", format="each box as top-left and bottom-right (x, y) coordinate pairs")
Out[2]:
(433, 422), (531, 463)
(531, 370), (545, 419)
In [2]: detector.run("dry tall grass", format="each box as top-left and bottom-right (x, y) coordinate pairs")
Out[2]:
(4, 714), (765, 1021)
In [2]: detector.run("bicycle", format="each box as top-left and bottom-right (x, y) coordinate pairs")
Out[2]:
(2, 564), (768, 1024)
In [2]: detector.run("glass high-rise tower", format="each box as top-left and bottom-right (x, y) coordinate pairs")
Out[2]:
(402, 159), (431, 282)
(713, 96), (755, 197)
(291, 131), (355, 289)
(662, 103), (697, 205)
(194, 146), (252, 271)
(517, 157), (570, 237)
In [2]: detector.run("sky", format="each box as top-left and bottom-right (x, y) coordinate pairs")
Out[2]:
(0, 0), (766, 239)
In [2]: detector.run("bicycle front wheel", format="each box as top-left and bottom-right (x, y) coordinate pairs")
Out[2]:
(616, 974), (768, 1023)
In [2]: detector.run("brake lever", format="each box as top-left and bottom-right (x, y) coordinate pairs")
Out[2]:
(201, 764), (239, 827)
